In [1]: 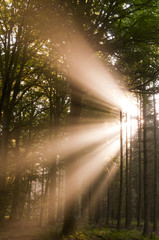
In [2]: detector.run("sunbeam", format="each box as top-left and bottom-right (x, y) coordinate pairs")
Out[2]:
(36, 30), (139, 224)
(59, 135), (120, 204)
(45, 122), (120, 162)
(1, 0), (158, 238)
(63, 32), (128, 110)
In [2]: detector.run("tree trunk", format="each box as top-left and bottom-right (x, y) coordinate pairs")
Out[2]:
(153, 93), (157, 233)
(61, 86), (82, 235)
(88, 179), (93, 224)
(80, 186), (86, 219)
(26, 179), (32, 220)
(106, 179), (110, 226)
(39, 168), (51, 225)
(57, 166), (64, 221)
(117, 110), (123, 229)
(137, 97), (142, 228)
(125, 113), (130, 227)
(128, 115), (132, 226)
(39, 166), (45, 226)
(10, 130), (21, 221)
(48, 80), (59, 224)
(143, 97), (150, 235)
(0, 98), (10, 224)
(48, 163), (57, 224)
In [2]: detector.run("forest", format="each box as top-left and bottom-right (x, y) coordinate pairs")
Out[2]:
(0, 0), (159, 239)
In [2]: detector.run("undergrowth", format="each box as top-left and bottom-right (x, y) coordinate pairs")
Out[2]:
(37, 226), (159, 240)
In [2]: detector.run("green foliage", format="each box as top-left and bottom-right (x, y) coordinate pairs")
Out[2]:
(80, 227), (159, 240)
(37, 230), (89, 240)
(104, 229), (141, 240)
(69, 231), (90, 240)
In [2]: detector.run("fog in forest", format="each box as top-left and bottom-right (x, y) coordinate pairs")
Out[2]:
(0, 1), (159, 239)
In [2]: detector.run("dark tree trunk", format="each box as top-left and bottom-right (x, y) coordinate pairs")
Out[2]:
(0, 97), (10, 224)
(125, 113), (130, 227)
(80, 186), (86, 218)
(111, 181), (116, 226)
(137, 97), (142, 228)
(153, 93), (157, 233)
(117, 110), (123, 229)
(10, 130), (21, 221)
(57, 167), (64, 221)
(48, 78), (59, 224)
(61, 86), (82, 235)
(143, 97), (150, 235)
(94, 173), (104, 224)
(94, 189), (100, 224)
(88, 179), (93, 224)
(128, 115), (132, 226)
(26, 180), (32, 220)
(48, 163), (57, 224)
(0, 131), (8, 224)
(106, 179), (110, 226)
(39, 167), (45, 226)
(39, 168), (51, 226)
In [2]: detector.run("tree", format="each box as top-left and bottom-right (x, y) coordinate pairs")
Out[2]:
(137, 97), (143, 228)
(61, 85), (82, 234)
(117, 110), (123, 229)
(0, 0), (47, 223)
(153, 93), (158, 233)
(34, 0), (159, 233)
(143, 96), (149, 235)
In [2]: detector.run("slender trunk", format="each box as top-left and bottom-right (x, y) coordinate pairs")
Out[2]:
(26, 180), (32, 220)
(39, 169), (50, 225)
(153, 93), (157, 233)
(143, 97), (149, 235)
(94, 190), (100, 224)
(128, 115), (132, 226)
(19, 178), (30, 220)
(111, 181), (116, 226)
(10, 130), (21, 221)
(94, 174), (103, 224)
(57, 167), (64, 220)
(125, 113), (129, 227)
(88, 180), (93, 223)
(0, 102), (10, 224)
(48, 84), (58, 224)
(106, 179), (110, 226)
(48, 163), (57, 224)
(117, 110), (123, 229)
(61, 86), (82, 234)
(0, 132), (8, 224)
(137, 97), (142, 228)
(39, 167), (45, 226)
(80, 186), (86, 218)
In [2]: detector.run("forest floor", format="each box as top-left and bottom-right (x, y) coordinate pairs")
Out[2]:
(0, 221), (43, 240)
(0, 222), (159, 240)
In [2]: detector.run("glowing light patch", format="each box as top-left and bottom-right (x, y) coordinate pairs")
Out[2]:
(32, 29), (140, 219)
(63, 135), (120, 203)
(61, 32), (127, 110)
